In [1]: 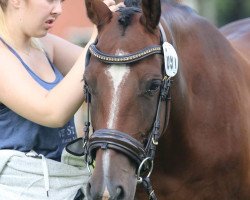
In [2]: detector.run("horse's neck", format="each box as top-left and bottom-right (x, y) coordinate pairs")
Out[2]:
(159, 3), (250, 169)
(162, 3), (247, 120)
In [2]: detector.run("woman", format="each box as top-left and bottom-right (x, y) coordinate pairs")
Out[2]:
(0, 0), (122, 199)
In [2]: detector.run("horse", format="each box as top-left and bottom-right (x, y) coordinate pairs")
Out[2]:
(68, 0), (250, 199)
(220, 18), (250, 62)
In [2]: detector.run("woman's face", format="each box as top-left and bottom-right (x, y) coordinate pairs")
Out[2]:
(19, 0), (63, 37)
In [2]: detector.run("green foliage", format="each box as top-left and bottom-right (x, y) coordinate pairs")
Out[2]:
(216, 0), (250, 26)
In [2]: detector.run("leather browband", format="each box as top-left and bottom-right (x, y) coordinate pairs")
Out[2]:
(89, 44), (162, 64)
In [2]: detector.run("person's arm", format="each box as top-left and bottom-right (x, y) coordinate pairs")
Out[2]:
(0, 28), (97, 128)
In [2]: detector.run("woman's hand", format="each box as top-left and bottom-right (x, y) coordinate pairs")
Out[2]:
(103, 0), (125, 12)
(103, 0), (115, 7)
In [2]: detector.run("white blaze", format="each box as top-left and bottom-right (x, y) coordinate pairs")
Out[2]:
(101, 51), (130, 196)
(106, 53), (130, 129)
(102, 150), (111, 199)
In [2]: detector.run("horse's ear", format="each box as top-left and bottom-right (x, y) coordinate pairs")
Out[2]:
(85, 0), (112, 27)
(140, 0), (161, 32)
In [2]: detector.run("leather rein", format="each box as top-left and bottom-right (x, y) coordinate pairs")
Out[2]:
(66, 24), (173, 200)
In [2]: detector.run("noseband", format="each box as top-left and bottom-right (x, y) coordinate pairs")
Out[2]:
(66, 23), (176, 200)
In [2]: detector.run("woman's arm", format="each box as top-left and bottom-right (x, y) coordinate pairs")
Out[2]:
(0, 1), (122, 129)
(0, 28), (97, 128)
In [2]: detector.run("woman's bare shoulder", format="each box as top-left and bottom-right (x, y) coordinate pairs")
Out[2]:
(0, 43), (20, 68)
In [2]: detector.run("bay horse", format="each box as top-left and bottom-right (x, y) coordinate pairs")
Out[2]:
(67, 0), (250, 199)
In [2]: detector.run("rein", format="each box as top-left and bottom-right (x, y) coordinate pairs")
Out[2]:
(66, 23), (175, 200)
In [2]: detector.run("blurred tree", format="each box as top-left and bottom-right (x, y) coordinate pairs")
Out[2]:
(216, 0), (250, 26)
(183, 0), (250, 26)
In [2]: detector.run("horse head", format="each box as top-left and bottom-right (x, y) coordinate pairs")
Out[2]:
(72, 0), (250, 199)
(83, 0), (166, 199)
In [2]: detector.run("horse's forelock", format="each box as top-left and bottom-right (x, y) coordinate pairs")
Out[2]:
(124, 0), (141, 7)
(123, 0), (182, 7)
(117, 0), (143, 33)
(118, 7), (140, 31)
(118, 0), (182, 29)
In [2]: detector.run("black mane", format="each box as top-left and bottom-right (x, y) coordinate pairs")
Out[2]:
(124, 0), (141, 7)
(118, 0), (141, 34)
(117, 0), (183, 34)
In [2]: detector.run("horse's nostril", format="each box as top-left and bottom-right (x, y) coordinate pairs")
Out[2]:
(115, 186), (124, 199)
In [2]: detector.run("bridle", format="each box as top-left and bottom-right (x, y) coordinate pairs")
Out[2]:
(66, 20), (176, 200)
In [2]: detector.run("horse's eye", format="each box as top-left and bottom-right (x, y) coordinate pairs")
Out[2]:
(149, 82), (160, 91)
(145, 80), (162, 96)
